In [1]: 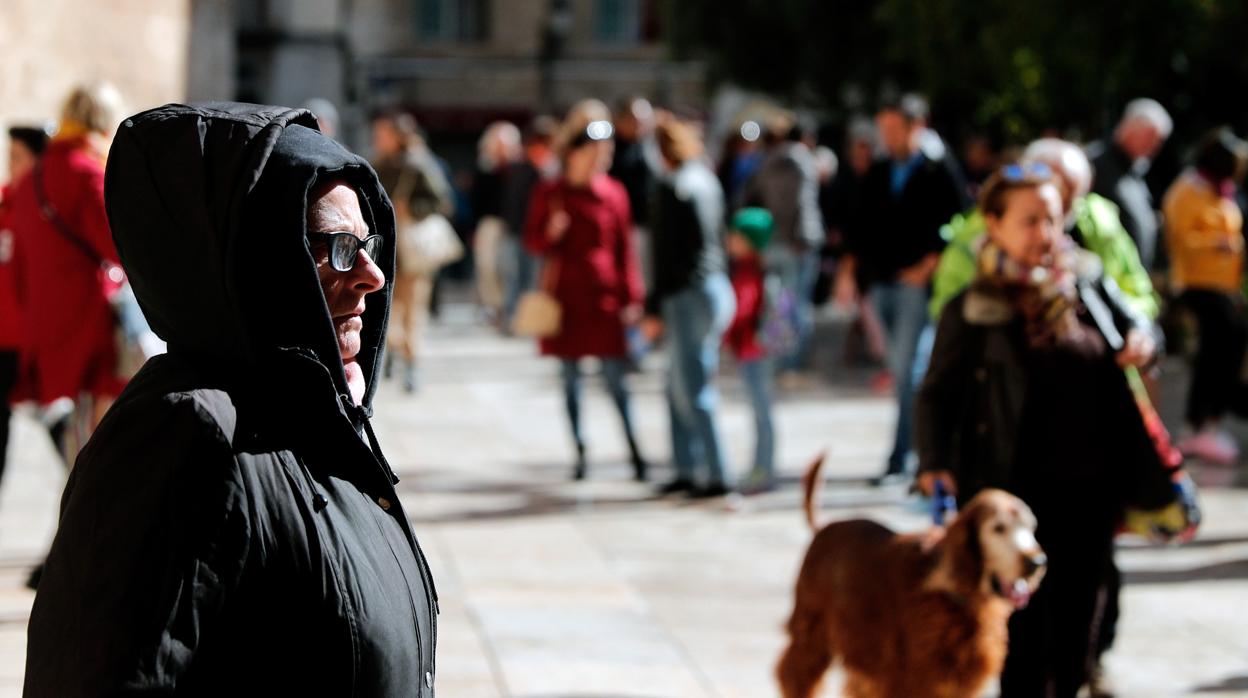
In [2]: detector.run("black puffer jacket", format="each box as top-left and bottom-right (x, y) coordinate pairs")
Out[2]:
(25, 103), (438, 696)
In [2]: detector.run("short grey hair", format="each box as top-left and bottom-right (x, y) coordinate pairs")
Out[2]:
(1022, 138), (1093, 201)
(1118, 98), (1173, 140)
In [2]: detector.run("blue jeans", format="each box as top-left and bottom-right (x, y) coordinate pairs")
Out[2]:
(739, 357), (776, 476)
(869, 282), (934, 474)
(662, 275), (736, 485)
(503, 234), (539, 323)
(765, 244), (820, 372)
(560, 358), (640, 457)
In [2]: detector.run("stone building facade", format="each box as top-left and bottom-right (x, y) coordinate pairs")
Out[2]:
(0, 0), (191, 179)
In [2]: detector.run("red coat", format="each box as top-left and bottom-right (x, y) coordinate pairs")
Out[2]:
(523, 174), (644, 358)
(0, 185), (22, 351)
(8, 136), (123, 402)
(725, 256), (766, 361)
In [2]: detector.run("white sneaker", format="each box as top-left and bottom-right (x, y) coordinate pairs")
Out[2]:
(1177, 427), (1240, 465)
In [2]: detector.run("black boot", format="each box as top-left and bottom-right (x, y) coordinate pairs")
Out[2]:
(630, 454), (648, 482)
(626, 434), (648, 482)
(572, 444), (587, 480)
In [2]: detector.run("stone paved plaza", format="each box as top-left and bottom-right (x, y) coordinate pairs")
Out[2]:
(1, 303), (1246, 697)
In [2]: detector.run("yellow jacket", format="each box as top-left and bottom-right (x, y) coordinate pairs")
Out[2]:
(1164, 170), (1244, 294)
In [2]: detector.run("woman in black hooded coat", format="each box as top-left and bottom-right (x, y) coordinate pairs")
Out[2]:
(24, 103), (438, 696)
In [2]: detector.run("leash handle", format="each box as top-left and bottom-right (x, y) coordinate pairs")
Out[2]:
(932, 480), (957, 526)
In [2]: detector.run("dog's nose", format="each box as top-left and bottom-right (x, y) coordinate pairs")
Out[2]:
(1022, 553), (1047, 576)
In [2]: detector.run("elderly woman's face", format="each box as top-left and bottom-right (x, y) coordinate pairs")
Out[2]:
(986, 184), (1063, 269)
(307, 182), (386, 404)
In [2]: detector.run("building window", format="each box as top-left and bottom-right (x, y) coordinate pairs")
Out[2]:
(594, 0), (638, 44)
(415, 0), (489, 42)
(594, 0), (659, 44)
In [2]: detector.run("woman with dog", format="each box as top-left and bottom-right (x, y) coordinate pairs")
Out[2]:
(916, 165), (1182, 696)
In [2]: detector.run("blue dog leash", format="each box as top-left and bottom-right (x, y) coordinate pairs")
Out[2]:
(932, 480), (957, 526)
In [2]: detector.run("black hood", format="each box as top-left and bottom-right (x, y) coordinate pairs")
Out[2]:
(104, 102), (395, 411)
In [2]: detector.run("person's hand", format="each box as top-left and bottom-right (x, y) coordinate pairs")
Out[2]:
(640, 316), (664, 343)
(1116, 328), (1156, 368)
(916, 470), (957, 498)
(621, 304), (644, 326)
(833, 269), (859, 309)
(546, 209), (571, 242)
(898, 254), (938, 287)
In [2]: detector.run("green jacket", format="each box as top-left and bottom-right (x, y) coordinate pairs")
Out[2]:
(929, 193), (1160, 321)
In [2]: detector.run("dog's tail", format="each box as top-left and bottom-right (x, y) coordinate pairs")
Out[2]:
(801, 450), (828, 531)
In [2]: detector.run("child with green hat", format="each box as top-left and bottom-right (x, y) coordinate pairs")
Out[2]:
(724, 207), (777, 493)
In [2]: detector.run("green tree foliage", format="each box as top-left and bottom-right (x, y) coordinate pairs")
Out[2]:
(667, 0), (1248, 143)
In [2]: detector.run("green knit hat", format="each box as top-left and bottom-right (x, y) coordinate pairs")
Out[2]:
(731, 207), (774, 251)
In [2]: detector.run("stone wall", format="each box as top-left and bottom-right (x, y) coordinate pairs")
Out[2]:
(0, 0), (191, 180)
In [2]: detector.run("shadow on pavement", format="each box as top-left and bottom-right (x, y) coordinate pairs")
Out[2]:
(1124, 558), (1248, 584)
(1194, 675), (1248, 692)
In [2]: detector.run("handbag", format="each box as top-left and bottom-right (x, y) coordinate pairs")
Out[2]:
(33, 163), (165, 379)
(510, 192), (565, 338)
(511, 260), (562, 338)
(396, 213), (463, 277)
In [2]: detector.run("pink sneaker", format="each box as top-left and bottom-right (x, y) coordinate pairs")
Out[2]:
(1178, 427), (1240, 466)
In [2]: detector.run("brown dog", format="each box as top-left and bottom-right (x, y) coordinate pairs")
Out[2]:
(776, 454), (1047, 698)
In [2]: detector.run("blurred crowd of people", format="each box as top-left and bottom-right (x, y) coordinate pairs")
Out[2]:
(353, 91), (1218, 694)
(0, 80), (1236, 695)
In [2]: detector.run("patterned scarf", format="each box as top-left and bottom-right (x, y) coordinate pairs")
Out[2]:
(975, 237), (1089, 350)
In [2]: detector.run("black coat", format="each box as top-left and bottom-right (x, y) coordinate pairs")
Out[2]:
(1090, 142), (1160, 269)
(917, 263), (1175, 516)
(24, 104), (438, 696)
(645, 161), (727, 315)
(846, 153), (969, 286)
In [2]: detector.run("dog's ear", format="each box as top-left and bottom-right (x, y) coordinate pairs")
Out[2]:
(943, 500), (986, 594)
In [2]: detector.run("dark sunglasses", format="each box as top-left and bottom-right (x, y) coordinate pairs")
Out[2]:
(307, 232), (383, 272)
(1000, 162), (1053, 181)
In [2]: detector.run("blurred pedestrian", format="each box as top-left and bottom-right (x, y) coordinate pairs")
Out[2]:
(523, 99), (647, 480)
(302, 97), (341, 140)
(371, 110), (455, 393)
(829, 118), (890, 377)
(6, 83), (128, 463)
(1165, 127), (1248, 464)
(26, 102), (437, 696)
(1089, 98), (1173, 269)
(931, 138), (1158, 322)
(472, 121), (522, 327)
(742, 113), (826, 378)
(610, 96), (656, 231)
(642, 113), (735, 497)
(917, 166), (1184, 697)
(842, 94), (970, 485)
(724, 208), (778, 494)
(0, 125), (49, 495)
(717, 120), (763, 211)
(501, 115), (558, 327)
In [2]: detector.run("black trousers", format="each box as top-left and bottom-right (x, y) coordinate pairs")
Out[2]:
(1181, 289), (1248, 428)
(0, 351), (16, 491)
(999, 510), (1118, 698)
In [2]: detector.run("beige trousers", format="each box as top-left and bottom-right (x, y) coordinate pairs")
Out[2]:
(388, 273), (435, 363)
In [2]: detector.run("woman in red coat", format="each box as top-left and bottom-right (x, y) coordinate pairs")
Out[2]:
(6, 84), (126, 462)
(524, 100), (648, 480)
(1, 126), (49, 491)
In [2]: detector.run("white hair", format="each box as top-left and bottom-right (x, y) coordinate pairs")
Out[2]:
(1118, 98), (1173, 140)
(477, 121), (522, 171)
(1022, 138), (1093, 201)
